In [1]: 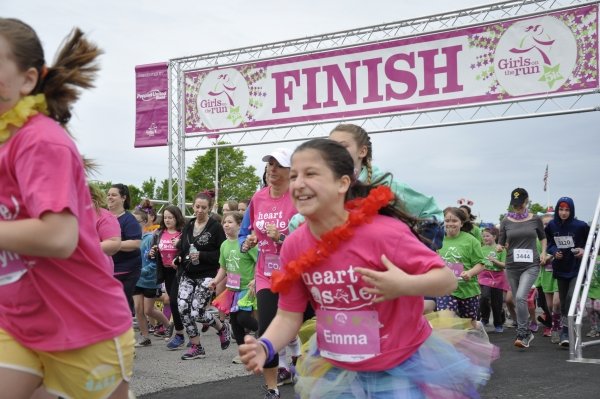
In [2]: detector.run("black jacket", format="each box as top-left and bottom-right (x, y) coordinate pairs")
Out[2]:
(175, 217), (226, 280)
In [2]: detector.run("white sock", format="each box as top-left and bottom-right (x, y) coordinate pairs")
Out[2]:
(287, 335), (301, 357)
(278, 347), (288, 369)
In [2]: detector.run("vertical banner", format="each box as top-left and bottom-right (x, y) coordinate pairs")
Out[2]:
(135, 62), (168, 147)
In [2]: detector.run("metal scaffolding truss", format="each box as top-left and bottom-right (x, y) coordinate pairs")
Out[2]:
(168, 0), (600, 206)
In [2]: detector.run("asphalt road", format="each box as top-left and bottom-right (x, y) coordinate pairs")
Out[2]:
(134, 324), (600, 399)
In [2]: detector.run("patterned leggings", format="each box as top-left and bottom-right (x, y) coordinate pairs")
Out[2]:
(437, 295), (480, 320)
(586, 298), (600, 328)
(178, 276), (217, 338)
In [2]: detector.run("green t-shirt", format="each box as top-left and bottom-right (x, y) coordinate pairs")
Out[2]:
(438, 231), (485, 299)
(481, 244), (506, 272)
(219, 239), (258, 291)
(589, 261), (600, 300)
(468, 226), (483, 244)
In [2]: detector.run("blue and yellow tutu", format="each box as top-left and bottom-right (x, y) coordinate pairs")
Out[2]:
(294, 311), (499, 399)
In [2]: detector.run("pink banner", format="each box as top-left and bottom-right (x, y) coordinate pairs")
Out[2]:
(184, 5), (598, 133)
(135, 63), (168, 147)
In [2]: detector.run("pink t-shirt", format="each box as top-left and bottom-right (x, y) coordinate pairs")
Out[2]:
(96, 207), (121, 272)
(279, 214), (444, 372)
(249, 186), (297, 292)
(0, 114), (132, 351)
(159, 230), (181, 267)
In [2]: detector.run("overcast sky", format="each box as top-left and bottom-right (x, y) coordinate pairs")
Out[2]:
(7, 1), (600, 223)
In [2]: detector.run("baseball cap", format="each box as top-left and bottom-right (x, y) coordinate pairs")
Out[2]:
(510, 188), (529, 207)
(262, 148), (292, 168)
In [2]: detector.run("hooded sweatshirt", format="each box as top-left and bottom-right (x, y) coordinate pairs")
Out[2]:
(545, 197), (590, 279)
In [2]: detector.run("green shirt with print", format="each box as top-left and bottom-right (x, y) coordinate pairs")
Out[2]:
(438, 231), (485, 299)
(219, 239), (258, 291)
(481, 244), (506, 272)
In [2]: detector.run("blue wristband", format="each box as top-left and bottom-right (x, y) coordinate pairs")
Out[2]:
(258, 338), (275, 365)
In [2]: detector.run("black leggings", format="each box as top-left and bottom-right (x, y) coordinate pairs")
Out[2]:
(163, 267), (184, 331)
(230, 310), (258, 345)
(115, 269), (140, 316)
(257, 289), (279, 369)
(479, 285), (505, 327)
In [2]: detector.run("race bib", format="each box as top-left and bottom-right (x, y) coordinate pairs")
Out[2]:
(226, 273), (241, 289)
(446, 262), (464, 278)
(0, 251), (29, 286)
(263, 253), (281, 277)
(514, 249), (534, 263)
(555, 236), (575, 249)
(316, 309), (380, 362)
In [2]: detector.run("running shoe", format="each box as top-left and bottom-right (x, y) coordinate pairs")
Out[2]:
(277, 367), (292, 386)
(263, 388), (280, 399)
(529, 321), (539, 333)
(494, 326), (504, 333)
(217, 322), (232, 350)
(543, 327), (552, 337)
(232, 355), (243, 364)
(166, 334), (185, 350)
(201, 323), (210, 333)
(551, 329), (560, 344)
(181, 343), (206, 360)
(586, 327), (600, 337)
(164, 322), (174, 341)
(134, 337), (152, 347)
(514, 333), (534, 348)
(153, 324), (166, 337)
(559, 330), (569, 348)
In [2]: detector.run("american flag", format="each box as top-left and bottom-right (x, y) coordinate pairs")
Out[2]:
(543, 165), (549, 192)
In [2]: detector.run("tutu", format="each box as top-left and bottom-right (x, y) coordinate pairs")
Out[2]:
(237, 289), (257, 310)
(212, 289), (254, 314)
(295, 311), (498, 399)
(478, 270), (510, 291)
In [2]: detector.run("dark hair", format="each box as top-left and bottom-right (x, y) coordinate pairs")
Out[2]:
(223, 210), (244, 225)
(483, 226), (499, 239)
(160, 205), (185, 232)
(444, 207), (474, 233)
(0, 18), (102, 127)
(111, 183), (131, 210)
(330, 124), (373, 183)
(459, 205), (477, 222)
(136, 199), (157, 219)
(194, 190), (215, 208)
(292, 139), (421, 236)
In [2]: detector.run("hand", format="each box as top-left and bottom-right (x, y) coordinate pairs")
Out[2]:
(540, 253), (546, 264)
(171, 237), (180, 247)
(239, 335), (266, 374)
(148, 245), (157, 259)
(573, 248), (584, 258)
(487, 255), (496, 263)
(265, 223), (280, 242)
(460, 271), (472, 281)
(495, 244), (504, 252)
(190, 250), (200, 262)
(555, 251), (563, 260)
(354, 254), (409, 304)
(247, 279), (256, 295)
(208, 279), (217, 291)
(243, 233), (258, 251)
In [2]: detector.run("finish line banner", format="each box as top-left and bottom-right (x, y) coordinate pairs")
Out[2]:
(184, 4), (598, 133)
(135, 62), (168, 147)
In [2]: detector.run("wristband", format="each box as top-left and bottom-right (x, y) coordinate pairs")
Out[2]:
(258, 337), (276, 364)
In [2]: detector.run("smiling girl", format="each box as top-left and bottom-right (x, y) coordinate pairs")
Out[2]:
(239, 139), (495, 398)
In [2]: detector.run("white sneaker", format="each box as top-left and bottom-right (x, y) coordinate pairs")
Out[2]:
(232, 355), (243, 364)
